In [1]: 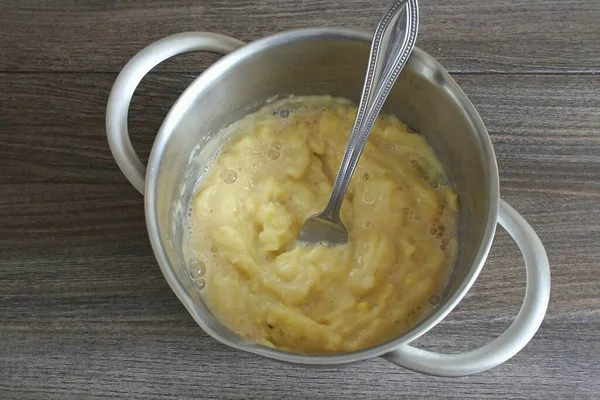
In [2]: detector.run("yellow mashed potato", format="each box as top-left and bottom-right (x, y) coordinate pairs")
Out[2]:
(188, 96), (458, 353)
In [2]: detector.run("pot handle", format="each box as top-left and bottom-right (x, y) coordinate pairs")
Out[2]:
(383, 199), (551, 376)
(106, 32), (245, 194)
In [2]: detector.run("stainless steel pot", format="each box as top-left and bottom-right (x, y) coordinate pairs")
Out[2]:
(106, 29), (550, 376)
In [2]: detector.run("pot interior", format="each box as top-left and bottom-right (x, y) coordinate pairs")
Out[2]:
(148, 29), (498, 361)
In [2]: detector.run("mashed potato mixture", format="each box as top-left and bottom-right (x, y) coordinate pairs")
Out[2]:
(187, 96), (458, 353)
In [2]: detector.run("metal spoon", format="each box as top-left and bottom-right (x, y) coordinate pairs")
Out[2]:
(297, 0), (419, 245)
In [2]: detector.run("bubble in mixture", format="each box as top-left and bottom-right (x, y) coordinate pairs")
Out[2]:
(267, 148), (281, 160)
(278, 109), (290, 118)
(188, 258), (206, 280)
(363, 173), (370, 181)
(193, 278), (206, 290)
(428, 293), (441, 305)
(272, 141), (282, 150)
(362, 190), (376, 204)
(221, 169), (237, 184)
(210, 245), (219, 253)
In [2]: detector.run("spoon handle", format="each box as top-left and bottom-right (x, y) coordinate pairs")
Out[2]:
(321, 0), (419, 219)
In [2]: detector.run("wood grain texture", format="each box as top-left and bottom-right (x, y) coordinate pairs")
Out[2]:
(1, 0), (599, 73)
(2, 0), (600, 397)
(1, 70), (599, 399)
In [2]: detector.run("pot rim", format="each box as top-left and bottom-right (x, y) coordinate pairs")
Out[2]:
(144, 27), (500, 365)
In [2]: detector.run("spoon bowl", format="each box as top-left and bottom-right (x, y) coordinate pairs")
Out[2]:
(297, 211), (348, 245)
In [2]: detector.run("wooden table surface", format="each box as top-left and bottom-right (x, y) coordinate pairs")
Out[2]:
(1, 1), (599, 398)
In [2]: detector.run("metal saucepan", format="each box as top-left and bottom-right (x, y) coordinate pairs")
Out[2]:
(106, 28), (550, 376)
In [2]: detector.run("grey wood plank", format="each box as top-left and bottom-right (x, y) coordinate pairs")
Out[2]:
(1, 0), (599, 73)
(1, 72), (599, 399)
